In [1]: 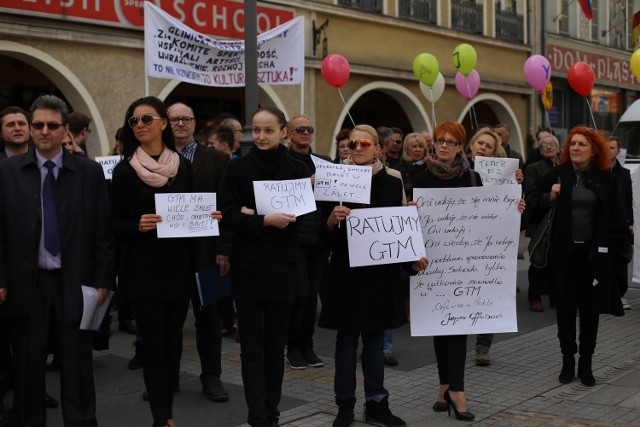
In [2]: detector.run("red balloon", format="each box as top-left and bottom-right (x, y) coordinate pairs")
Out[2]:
(321, 54), (350, 88)
(567, 62), (595, 97)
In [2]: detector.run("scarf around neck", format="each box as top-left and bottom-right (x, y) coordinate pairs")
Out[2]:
(426, 153), (470, 180)
(344, 157), (385, 175)
(129, 146), (180, 188)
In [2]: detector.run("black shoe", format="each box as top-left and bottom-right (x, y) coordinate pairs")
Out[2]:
(286, 349), (308, 370)
(443, 390), (474, 421)
(364, 397), (406, 427)
(301, 348), (324, 368)
(334, 397), (355, 427)
(558, 354), (575, 384)
(578, 355), (595, 387)
(202, 377), (229, 402)
(143, 385), (179, 401)
(383, 353), (398, 367)
(128, 343), (143, 370)
(432, 401), (448, 412)
(45, 393), (59, 409)
(119, 320), (137, 335)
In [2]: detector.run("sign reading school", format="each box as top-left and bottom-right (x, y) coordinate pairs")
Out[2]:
(144, 2), (304, 87)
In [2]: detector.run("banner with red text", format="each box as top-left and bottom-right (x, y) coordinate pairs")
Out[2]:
(144, 2), (304, 87)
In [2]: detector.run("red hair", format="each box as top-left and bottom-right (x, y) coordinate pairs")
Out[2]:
(434, 121), (467, 150)
(559, 126), (609, 170)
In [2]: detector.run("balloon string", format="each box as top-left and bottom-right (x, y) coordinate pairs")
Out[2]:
(585, 97), (597, 130)
(430, 87), (437, 127)
(338, 88), (356, 127)
(544, 108), (551, 129)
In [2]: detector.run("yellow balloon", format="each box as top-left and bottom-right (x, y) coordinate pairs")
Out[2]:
(412, 53), (440, 87)
(631, 49), (640, 81)
(452, 43), (477, 76)
(541, 82), (553, 111)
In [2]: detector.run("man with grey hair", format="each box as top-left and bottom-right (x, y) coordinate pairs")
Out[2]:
(0, 95), (114, 426)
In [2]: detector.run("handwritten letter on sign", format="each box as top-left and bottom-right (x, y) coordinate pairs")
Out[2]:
(155, 193), (219, 238)
(410, 186), (521, 336)
(473, 156), (519, 186)
(95, 155), (122, 180)
(346, 206), (426, 267)
(314, 163), (373, 204)
(253, 178), (316, 216)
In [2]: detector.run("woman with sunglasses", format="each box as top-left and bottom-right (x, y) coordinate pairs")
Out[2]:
(218, 107), (309, 427)
(320, 125), (428, 427)
(110, 97), (208, 427)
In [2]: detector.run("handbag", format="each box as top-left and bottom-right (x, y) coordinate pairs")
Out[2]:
(528, 204), (555, 269)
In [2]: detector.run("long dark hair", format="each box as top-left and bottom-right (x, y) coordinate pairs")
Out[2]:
(120, 96), (175, 160)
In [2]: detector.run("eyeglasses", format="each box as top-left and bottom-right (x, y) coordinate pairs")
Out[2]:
(128, 114), (162, 128)
(540, 142), (558, 148)
(31, 121), (63, 131)
(294, 126), (314, 134)
(169, 116), (194, 125)
(347, 139), (373, 150)
(392, 139), (403, 145)
(434, 138), (460, 147)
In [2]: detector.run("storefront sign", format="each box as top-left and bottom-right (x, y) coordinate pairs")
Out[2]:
(547, 44), (639, 87)
(0, 0), (294, 37)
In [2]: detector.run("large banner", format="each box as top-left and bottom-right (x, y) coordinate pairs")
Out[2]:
(410, 186), (521, 336)
(144, 2), (304, 87)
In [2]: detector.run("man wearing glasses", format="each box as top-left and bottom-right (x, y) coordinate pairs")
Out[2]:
(285, 115), (331, 370)
(0, 95), (114, 427)
(167, 102), (231, 403)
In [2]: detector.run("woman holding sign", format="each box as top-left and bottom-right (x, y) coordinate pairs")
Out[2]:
(110, 97), (203, 427)
(218, 107), (309, 427)
(531, 126), (626, 387)
(320, 124), (428, 427)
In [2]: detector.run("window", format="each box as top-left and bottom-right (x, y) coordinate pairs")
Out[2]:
(495, 1), (524, 43)
(399, 0), (437, 24)
(558, 0), (569, 35)
(451, 0), (483, 35)
(338, 0), (383, 14)
(590, 0), (599, 42)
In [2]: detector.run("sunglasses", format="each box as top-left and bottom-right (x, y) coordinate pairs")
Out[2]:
(347, 139), (373, 150)
(128, 114), (162, 128)
(294, 126), (314, 134)
(434, 138), (460, 147)
(31, 121), (63, 131)
(392, 139), (403, 144)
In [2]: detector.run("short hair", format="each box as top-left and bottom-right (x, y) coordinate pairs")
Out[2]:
(402, 132), (427, 162)
(559, 126), (609, 170)
(494, 123), (510, 135)
(67, 111), (92, 134)
(287, 114), (311, 129)
(120, 96), (175, 161)
(30, 95), (70, 124)
(540, 134), (559, 147)
(351, 124), (379, 146)
(536, 127), (553, 140)
(220, 117), (242, 130)
(469, 128), (503, 158)
(0, 106), (28, 124)
(607, 135), (620, 150)
(208, 125), (234, 149)
(376, 126), (393, 144)
(434, 121), (467, 150)
(391, 127), (404, 140)
(335, 128), (351, 144)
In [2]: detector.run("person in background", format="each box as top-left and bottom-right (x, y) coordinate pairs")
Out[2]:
(420, 130), (433, 155)
(208, 125), (235, 158)
(0, 106), (31, 158)
(532, 126), (627, 388)
(378, 127), (397, 169)
(394, 132), (428, 200)
(525, 128), (553, 169)
(333, 128), (351, 164)
(220, 117), (243, 156)
(385, 127), (404, 169)
(67, 111), (92, 155)
(607, 136), (633, 310)
(494, 123), (525, 170)
(109, 127), (124, 156)
(61, 130), (87, 157)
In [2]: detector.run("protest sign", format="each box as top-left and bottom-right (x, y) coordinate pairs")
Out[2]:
(144, 2), (304, 87)
(314, 163), (372, 204)
(154, 193), (219, 238)
(473, 156), (519, 185)
(95, 155), (122, 180)
(410, 186), (521, 336)
(253, 178), (316, 216)
(346, 206), (426, 267)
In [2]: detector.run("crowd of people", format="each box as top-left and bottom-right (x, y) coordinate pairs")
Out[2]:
(0, 95), (633, 427)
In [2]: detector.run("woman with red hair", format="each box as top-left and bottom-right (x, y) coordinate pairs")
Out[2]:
(531, 126), (627, 387)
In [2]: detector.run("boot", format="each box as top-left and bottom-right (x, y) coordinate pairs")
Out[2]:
(364, 396), (406, 427)
(578, 355), (595, 387)
(558, 354), (575, 384)
(333, 397), (355, 427)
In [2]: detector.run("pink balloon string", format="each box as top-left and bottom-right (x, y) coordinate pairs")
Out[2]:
(338, 88), (356, 127)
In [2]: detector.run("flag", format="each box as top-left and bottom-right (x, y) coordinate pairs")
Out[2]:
(578, 0), (593, 20)
(632, 11), (640, 49)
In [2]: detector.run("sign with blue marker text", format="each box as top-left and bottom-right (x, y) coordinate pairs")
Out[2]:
(314, 163), (372, 204)
(154, 193), (219, 238)
(253, 178), (316, 217)
(473, 156), (519, 186)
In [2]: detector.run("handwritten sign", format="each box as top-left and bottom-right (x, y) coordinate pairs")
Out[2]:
(346, 206), (426, 267)
(95, 155), (122, 180)
(410, 186), (521, 336)
(473, 156), (519, 186)
(314, 163), (373, 204)
(154, 193), (219, 238)
(253, 178), (316, 216)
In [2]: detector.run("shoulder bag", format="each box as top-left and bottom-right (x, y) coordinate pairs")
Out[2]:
(528, 204), (555, 269)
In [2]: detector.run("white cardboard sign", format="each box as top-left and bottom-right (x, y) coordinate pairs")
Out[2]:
(314, 163), (373, 204)
(253, 178), (316, 216)
(474, 156), (519, 186)
(154, 193), (219, 238)
(95, 155), (122, 180)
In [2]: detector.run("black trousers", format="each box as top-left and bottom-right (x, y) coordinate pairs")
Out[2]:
(133, 298), (189, 426)
(236, 299), (291, 427)
(11, 269), (96, 427)
(287, 245), (327, 350)
(0, 316), (11, 413)
(527, 265), (550, 303)
(433, 335), (467, 391)
(190, 293), (222, 383)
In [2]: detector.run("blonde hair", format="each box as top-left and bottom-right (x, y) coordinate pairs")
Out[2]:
(469, 128), (504, 159)
(402, 132), (427, 162)
(350, 124), (379, 146)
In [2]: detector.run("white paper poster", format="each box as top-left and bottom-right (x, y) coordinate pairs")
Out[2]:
(473, 156), (519, 186)
(410, 186), (521, 336)
(314, 163), (373, 204)
(253, 178), (316, 216)
(154, 193), (219, 238)
(95, 155), (122, 180)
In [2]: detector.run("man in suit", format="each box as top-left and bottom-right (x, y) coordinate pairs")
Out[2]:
(0, 95), (115, 427)
(167, 102), (231, 402)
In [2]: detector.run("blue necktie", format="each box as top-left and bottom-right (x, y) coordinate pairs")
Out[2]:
(43, 160), (60, 256)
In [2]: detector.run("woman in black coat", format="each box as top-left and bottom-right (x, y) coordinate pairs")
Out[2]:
(218, 107), (309, 427)
(532, 126), (627, 387)
(320, 124), (427, 427)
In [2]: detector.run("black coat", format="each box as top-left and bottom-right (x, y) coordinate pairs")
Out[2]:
(0, 150), (115, 321)
(319, 167), (413, 332)
(534, 164), (627, 316)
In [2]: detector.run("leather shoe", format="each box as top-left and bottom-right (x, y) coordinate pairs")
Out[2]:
(529, 301), (544, 312)
(45, 393), (58, 409)
(202, 378), (229, 402)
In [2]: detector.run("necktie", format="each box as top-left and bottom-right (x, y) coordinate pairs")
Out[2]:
(43, 160), (61, 256)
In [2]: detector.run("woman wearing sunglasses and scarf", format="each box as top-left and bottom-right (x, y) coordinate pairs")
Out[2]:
(319, 125), (428, 427)
(110, 97), (218, 427)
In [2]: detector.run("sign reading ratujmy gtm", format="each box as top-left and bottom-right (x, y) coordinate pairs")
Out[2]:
(253, 178), (316, 217)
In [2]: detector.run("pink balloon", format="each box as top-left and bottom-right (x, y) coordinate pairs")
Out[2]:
(454, 70), (480, 100)
(321, 54), (351, 88)
(523, 55), (551, 92)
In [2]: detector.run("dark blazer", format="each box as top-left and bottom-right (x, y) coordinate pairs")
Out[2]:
(0, 149), (115, 321)
(523, 157), (555, 237)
